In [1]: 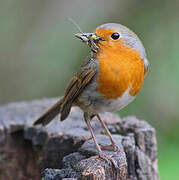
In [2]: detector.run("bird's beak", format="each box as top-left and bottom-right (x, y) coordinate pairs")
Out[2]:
(75, 33), (104, 53)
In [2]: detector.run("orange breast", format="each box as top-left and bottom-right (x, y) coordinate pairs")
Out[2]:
(95, 40), (144, 99)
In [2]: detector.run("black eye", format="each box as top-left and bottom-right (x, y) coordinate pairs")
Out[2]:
(111, 32), (120, 40)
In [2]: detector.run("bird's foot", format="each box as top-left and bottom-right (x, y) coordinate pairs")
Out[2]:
(101, 142), (121, 152)
(112, 142), (121, 152)
(98, 151), (120, 171)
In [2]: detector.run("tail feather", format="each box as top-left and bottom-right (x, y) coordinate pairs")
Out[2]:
(60, 101), (72, 121)
(33, 99), (63, 126)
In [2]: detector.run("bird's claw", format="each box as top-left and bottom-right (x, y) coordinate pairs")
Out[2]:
(112, 143), (121, 152)
(98, 151), (120, 171)
(101, 143), (121, 152)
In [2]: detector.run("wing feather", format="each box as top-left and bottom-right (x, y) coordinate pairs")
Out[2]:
(33, 56), (97, 125)
(60, 69), (96, 120)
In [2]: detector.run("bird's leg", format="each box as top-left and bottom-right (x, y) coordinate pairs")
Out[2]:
(96, 114), (121, 152)
(84, 113), (120, 169)
(84, 113), (102, 155)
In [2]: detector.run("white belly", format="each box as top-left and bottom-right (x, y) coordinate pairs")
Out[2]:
(98, 88), (136, 112)
(78, 83), (136, 113)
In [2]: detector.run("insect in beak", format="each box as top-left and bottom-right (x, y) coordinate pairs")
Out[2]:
(75, 33), (104, 53)
(68, 18), (104, 53)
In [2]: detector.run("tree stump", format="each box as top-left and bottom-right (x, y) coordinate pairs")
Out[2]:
(0, 98), (159, 180)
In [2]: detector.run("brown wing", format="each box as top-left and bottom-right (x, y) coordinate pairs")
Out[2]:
(60, 67), (96, 120)
(33, 56), (97, 126)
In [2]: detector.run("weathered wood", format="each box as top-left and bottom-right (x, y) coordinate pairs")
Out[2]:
(0, 98), (159, 180)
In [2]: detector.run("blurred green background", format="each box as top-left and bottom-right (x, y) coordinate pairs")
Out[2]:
(0, 0), (179, 179)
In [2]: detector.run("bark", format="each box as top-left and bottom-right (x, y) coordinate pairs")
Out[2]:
(0, 98), (159, 180)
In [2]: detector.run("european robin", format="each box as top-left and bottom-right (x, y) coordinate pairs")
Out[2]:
(34, 23), (149, 168)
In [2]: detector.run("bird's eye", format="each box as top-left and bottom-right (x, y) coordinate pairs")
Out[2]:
(111, 32), (120, 40)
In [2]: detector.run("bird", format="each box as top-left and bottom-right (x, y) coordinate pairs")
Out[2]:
(33, 23), (149, 167)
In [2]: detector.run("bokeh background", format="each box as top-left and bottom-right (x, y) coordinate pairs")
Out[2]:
(0, 0), (179, 179)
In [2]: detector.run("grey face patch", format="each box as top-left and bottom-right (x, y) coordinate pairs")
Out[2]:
(96, 23), (149, 73)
